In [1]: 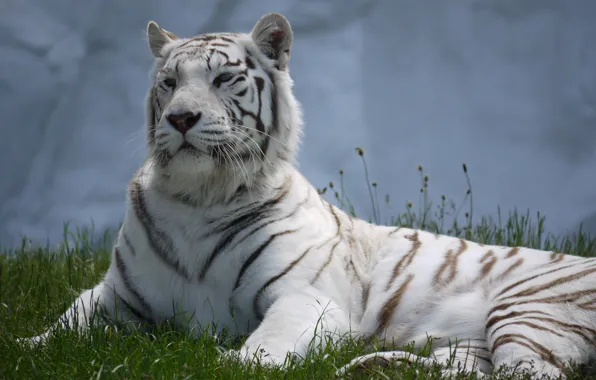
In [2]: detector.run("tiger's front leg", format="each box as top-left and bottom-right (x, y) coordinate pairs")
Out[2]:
(227, 292), (351, 367)
(18, 283), (112, 346)
(19, 261), (154, 346)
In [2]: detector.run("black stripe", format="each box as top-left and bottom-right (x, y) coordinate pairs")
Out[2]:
(166, 36), (236, 62)
(485, 310), (550, 330)
(129, 179), (192, 282)
(490, 320), (564, 339)
(223, 57), (242, 67)
(122, 233), (136, 256)
(230, 76), (246, 86)
(176, 38), (203, 50)
(147, 87), (157, 144)
(179, 35), (235, 45)
(258, 128), (270, 159)
(500, 265), (596, 300)
(232, 98), (264, 135)
(228, 189), (311, 253)
(361, 282), (371, 312)
(264, 68), (285, 160)
(169, 192), (197, 207)
(209, 48), (229, 61)
(206, 177), (291, 232)
(388, 227), (402, 236)
(524, 315), (596, 344)
(495, 260), (593, 299)
(489, 288), (596, 315)
(310, 238), (341, 285)
(112, 288), (154, 326)
(170, 50), (192, 63)
(228, 74), (268, 156)
(198, 180), (292, 281)
(490, 333), (563, 369)
(253, 245), (314, 321)
(225, 184), (248, 205)
(154, 93), (162, 114)
(245, 53), (255, 69)
(233, 229), (298, 291)
(205, 52), (212, 71)
(114, 247), (153, 316)
(234, 88), (248, 97)
(253, 76), (265, 133)
(96, 304), (114, 326)
(101, 282), (152, 327)
(349, 258), (363, 285)
(219, 36), (235, 43)
(310, 204), (342, 284)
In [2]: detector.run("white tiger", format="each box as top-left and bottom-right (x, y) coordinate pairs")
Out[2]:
(21, 12), (596, 379)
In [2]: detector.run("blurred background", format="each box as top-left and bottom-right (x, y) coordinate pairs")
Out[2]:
(1, 0), (596, 248)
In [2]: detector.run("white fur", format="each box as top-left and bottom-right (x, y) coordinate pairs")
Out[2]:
(21, 13), (596, 380)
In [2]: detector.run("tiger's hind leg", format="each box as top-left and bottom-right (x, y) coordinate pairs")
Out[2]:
(486, 303), (596, 379)
(336, 339), (492, 378)
(430, 340), (493, 377)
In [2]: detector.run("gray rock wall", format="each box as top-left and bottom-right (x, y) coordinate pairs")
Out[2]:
(1, 0), (595, 247)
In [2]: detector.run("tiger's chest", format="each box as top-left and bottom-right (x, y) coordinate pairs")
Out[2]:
(122, 199), (271, 335)
(123, 195), (324, 335)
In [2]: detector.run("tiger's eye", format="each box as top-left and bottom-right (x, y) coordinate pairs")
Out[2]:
(163, 78), (177, 88)
(213, 72), (235, 87)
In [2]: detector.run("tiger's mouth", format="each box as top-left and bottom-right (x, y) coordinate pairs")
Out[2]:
(179, 142), (195, 151)
(175, 141), (205, 158)
(175, 140), (240, 163)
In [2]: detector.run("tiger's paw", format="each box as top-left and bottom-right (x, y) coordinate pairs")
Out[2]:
(16, 333), (48, 348)
(336, 350), (490, 379)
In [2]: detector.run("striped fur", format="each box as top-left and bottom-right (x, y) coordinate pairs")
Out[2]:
(21, 13), (596, 379)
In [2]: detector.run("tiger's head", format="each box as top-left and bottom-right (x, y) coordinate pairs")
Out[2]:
(144, 13), (302, 201)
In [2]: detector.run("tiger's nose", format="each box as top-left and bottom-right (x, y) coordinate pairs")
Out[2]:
(166, 112), (201, 135)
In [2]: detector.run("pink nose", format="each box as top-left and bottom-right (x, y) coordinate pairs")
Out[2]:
(166, 112), (201, 134)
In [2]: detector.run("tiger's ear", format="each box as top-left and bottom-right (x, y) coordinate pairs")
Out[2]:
(147, 21), (178, 58)
(251, 13), (293, 70)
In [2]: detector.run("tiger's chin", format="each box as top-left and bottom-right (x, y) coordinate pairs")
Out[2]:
(148, 145), (263, 202)
(160, 150), (217, 177)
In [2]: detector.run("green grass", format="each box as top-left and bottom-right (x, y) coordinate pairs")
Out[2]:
(2, 154), (596, 379)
